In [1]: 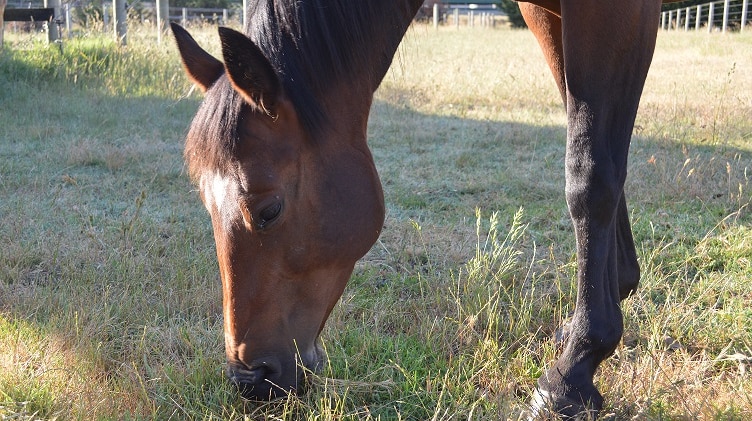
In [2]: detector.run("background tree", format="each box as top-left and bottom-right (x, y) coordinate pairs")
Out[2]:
(661, 0), (707, 11)
(499, 0), (526, 28)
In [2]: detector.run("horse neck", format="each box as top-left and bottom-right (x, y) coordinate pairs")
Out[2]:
(315, 0), (422, 150)
(317, 82), (375, 151)
(247, 0), (422, 94)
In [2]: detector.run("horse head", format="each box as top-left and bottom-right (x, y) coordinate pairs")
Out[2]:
(172, 23), (385, 399)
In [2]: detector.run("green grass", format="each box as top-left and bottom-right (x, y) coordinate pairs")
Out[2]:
(1, 22), (751, 420)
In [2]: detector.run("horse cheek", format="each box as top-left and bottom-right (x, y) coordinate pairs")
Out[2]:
(318, 158), (384, 263)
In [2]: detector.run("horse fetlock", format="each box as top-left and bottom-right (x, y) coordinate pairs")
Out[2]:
(528, 387), (601, 420)
(534, 316), (622, 416)
(534, 357), (604, 419)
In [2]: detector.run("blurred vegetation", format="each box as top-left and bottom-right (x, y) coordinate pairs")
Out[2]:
(662, 0), (708, 11)
(499, 0), (526, 28)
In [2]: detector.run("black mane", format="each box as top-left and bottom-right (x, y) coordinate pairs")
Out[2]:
(185, 0), (420, 180)
(245, 0), (416, 134)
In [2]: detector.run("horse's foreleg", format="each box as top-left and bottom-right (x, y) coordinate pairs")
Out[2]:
(521, 2), (642, 304)
(531, 1), (661, 417)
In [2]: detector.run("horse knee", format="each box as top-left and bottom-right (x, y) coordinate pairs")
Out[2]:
(565, 166), (622, 227)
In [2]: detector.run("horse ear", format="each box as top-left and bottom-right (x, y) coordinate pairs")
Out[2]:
(218, 27), (281, 116)
(171, 23), (224, 92)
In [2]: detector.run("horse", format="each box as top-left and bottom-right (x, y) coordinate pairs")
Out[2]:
(171, 0), (669, 416)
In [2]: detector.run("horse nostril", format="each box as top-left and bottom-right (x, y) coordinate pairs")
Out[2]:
(228, 365), (273, 400)
(226, 362), (290, 400)
(228, 364), (267, 386)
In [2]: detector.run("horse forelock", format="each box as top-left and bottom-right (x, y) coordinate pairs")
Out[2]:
(185, 77), (244, 182)
(185, 0), (419, 182)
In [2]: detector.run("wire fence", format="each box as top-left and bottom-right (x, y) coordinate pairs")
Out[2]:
(661, 0), (750, 32)
(2, 0), (242, 46)
(5, 0), (748, 50)
(5, 1), (240, 25)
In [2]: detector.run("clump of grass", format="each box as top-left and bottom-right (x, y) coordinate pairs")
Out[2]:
(444, 208), (560, 411)
(452, 208), (537, 345)
(0, 25), (191, 98)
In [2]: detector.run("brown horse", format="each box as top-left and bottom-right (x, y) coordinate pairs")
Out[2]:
(172, 0), (667, 416)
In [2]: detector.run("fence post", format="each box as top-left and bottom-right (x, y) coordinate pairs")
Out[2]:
(708, 1), (714, 32)
(113, 0), (126, 45)
(243, 0), (247, 29)
(676, 8), (682, 30)
(44, 0), (61, 42)
(222, 9), (228, 25)
(65, 2), (71, 37)
(156, 0), (168, 44)
(722, 0), (729, 32)
(181, 7), (187, 26)
(742, 0), (748, 31)
(0, 0), (5, 50)
(433, 3), (439, 29)
(685, 7), (691, 30)
(696, 4), (702, 30)
(661, 11), (666, 30)
(454, 8), (459, 29)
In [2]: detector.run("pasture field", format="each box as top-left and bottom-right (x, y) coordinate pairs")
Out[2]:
(1, 23), (751, 420)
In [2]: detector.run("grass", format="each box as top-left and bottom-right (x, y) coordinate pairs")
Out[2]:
(1, 21), (751, 420)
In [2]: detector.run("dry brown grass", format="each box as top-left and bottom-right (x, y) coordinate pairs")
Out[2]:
(0, 22), (750, 420)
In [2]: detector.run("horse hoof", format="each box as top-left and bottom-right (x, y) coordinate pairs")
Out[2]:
(526, 388), (600, 420)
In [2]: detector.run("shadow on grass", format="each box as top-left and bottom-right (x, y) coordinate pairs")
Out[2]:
(1, 46), (751, 419)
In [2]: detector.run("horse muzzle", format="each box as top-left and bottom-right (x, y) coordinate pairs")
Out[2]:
(226, 348), (322, 400)
(226, 358), (293, 400)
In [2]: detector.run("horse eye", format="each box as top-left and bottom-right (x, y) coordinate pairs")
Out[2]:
(256, 202), (282, 227)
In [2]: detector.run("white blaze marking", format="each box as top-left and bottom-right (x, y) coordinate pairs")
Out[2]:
(201, 172), (232, 215)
